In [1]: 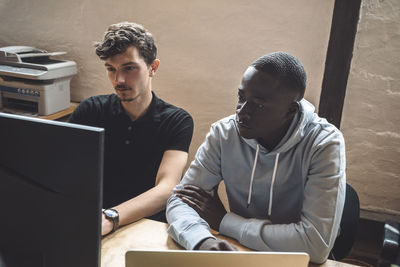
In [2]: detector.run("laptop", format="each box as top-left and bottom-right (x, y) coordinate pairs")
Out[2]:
(125, 249), (310, 267)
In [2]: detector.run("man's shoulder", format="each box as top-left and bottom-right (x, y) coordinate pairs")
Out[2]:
(302, 114), (344, 148)
(79, 93), (117, 108)
(308, 115), (342, 136)
(299, 100), (343, 140)
(211, 114), (236, 130)
(76, 93), (121, 116)
(70, 94), (118, 125)
(155, 95), (192, 121)
(204, 115), (238, 140)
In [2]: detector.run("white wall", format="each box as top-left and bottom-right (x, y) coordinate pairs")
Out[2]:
(0, 0), (334, 163)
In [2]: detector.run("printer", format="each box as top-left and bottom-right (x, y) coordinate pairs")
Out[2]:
(0, 46), (77, 115)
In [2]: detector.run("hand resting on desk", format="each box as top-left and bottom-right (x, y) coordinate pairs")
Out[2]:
(176, 184), (237, 251)
(196, 237), (238, 251)
(176, 185), (226, 231)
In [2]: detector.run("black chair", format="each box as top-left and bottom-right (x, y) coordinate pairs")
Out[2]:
(329, 183), (360, 261)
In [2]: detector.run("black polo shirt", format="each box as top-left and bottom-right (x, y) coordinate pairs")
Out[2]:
(69, 92), (193, 221)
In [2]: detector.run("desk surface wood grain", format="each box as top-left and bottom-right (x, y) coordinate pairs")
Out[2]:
(101, 219), (358, 267)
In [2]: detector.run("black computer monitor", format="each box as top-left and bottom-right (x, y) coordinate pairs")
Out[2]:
(0, 112), (104, 267)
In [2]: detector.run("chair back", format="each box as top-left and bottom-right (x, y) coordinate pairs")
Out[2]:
(329, 183), (360, 260)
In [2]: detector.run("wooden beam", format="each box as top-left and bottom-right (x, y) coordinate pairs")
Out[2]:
(318, 0), (362, 129)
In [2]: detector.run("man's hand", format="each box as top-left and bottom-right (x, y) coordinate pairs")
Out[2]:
(177, 185), (227, 231)
(101, 213), (113, 236)
(196, 237), (237, 251)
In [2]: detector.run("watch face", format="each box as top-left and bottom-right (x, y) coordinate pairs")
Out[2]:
(104, 209), (118, 218)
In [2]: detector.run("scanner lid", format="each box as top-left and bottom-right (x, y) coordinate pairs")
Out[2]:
(0, 46), (76, 80)
(0, 46), (66, 64)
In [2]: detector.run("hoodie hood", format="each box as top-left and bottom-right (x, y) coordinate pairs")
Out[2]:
(236, 98), (316, 154)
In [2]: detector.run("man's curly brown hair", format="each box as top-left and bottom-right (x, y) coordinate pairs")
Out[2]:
(94, 22), (157, 66)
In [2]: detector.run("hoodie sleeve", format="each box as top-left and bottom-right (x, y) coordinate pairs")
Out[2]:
(166, 123), (223, 249)
(219, 129), (346, 264)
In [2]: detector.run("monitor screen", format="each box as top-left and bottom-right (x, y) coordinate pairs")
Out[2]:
(0, 112), (104, 267)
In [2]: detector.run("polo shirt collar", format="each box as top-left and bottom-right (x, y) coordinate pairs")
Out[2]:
(111, 91), (161, 123)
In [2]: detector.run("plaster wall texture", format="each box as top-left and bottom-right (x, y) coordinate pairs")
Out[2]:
(341, 0), (400, 220)
(0, 0), (334, 166)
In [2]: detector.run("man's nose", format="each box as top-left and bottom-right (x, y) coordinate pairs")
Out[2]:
(236, 101), (251, 118)
(115, 70), (125, 84)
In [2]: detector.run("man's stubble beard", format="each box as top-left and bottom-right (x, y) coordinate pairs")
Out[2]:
(116, 86), (136, 102)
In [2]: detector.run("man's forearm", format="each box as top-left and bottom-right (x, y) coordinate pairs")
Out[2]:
(113, 183), (174, 226)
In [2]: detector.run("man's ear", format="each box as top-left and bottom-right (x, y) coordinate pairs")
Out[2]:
(288, 101), (300, 116)
(149, 59), (160, 77)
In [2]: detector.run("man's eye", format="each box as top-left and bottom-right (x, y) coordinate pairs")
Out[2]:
(124, 66), (136, 71)
(255, 103), (264, 110)
(106, 68), (115, 72)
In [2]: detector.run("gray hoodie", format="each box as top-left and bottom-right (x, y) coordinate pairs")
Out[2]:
(166, 99), (346, 264)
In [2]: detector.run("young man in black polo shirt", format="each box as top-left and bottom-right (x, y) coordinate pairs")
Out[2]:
(69, 22), (193, 236)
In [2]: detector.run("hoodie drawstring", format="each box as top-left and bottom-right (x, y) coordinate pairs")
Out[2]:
(247, 144), (260, 208)
(268, 152), (280, 216)
(246, 146), (280, 218)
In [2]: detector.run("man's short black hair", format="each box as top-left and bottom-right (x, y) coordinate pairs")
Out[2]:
(94, 21), (157, 66)
(251, 52), (307, 99)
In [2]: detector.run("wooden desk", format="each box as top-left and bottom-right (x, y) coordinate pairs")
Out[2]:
(101, 219), (359, 267)
(39, 102), (78, 120)
(0, 102), (78, 121)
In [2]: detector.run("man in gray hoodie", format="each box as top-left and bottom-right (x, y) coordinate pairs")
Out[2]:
(166, 52), (346, 264)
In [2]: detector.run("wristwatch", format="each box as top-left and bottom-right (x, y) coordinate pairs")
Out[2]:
(103, 208), (119, 234)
